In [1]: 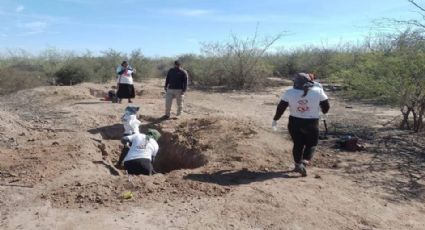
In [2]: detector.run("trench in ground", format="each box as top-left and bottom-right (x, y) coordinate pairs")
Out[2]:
(91, 124), (208, 173)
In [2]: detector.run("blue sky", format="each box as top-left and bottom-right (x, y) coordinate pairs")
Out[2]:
(0, 0), (419, 57)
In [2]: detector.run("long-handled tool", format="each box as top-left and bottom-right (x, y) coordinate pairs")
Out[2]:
(319, 114), (329, 140)
(323, 119), (328, 136)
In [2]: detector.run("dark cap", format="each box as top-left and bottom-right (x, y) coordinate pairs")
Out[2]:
(174, 60), (181, 66)
(293, 73), (312, 90)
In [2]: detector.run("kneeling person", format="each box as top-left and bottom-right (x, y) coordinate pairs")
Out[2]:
(120, 129), (161, 175)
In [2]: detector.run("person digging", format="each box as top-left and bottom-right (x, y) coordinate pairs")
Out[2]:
(116, 129), (161, 176)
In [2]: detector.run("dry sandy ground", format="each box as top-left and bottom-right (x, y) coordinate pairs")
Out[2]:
(0, 79), (424, 230)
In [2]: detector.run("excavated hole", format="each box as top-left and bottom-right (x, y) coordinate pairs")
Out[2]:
(91, 124), (208, 174)
(154, 131), (208, 173)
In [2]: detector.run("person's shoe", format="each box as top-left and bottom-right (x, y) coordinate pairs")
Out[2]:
(161, 115), (170, 120)
(294, 163), (307, 177)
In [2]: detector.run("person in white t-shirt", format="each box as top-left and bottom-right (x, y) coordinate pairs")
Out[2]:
(272, 73), (330, 177)
(116, 61), (136, 103)
(117, 129), (161, 175)
(115, 106), (142, 168)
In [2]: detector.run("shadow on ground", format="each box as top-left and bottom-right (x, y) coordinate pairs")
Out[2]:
(184, 169), (298, 186)
(88, 124), (123, 140)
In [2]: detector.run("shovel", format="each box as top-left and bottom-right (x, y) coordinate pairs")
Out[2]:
(319, 114), (329, 140)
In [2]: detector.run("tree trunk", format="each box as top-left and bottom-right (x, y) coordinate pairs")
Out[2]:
(400, 106), (412, 129)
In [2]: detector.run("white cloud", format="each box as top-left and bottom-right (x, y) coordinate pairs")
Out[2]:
(160, 8), (213, 17)
(16, 5), (24, 13)
(17, 21), (48, 34)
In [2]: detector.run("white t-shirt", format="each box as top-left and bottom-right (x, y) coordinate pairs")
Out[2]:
(313, 81), (323, 89)
(116, 66), (134, 85)
(122, 114), (141, 135)
(123, 133), (159, 162)
(281, 87), (328, 119)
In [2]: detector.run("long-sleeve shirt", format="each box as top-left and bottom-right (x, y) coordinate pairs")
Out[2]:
(165, 67), (188, 92)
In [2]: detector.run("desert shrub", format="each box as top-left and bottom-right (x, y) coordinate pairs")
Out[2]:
(332, 29), (425, 131)
(0, 65), (46, 94)
(55, 61), (93, 85)
(190, 32), (282, 90)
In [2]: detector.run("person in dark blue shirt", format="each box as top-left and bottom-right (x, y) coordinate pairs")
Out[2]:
(163, 60), (188, 119)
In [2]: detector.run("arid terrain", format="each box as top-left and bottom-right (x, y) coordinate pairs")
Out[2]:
(0, 79), (424, 230)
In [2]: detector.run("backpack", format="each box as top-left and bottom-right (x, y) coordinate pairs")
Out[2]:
(336, 135), (365, 151)
(108, 90), (119, 103)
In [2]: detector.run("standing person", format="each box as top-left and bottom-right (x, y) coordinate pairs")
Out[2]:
(118, 129), (161, 175)
(163, 60), (188, 119)
(272, 73), (330, 177)
(116, 61), (136, 103)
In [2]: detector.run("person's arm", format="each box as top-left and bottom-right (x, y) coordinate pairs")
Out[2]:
(151, 147), (158, 162)
(121, 133), (135, 146)
(182, 69), (188, 94)
(117, 145), (129, 166)
(121, 136), (131, 146)
(117, 135), (134, 166)
(117, 66), (126, 75)
(319, 89), (329, 114)
(273, 100), (289, 121)
(164, 69), (171, 91)
(320, 100), (330, 114)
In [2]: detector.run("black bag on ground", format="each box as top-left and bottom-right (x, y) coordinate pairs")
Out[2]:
(336, 135), (365, 151)
(108, 90), (119, 103)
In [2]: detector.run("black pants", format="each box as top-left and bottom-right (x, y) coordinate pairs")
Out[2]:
(124, 158), (154, 175)
(117, 83), (135, 99)
(288, 116), (319, 164)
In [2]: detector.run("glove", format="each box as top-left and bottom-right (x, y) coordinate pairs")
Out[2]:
(320, 113), (328, 121)
(272, 120), (277, 131)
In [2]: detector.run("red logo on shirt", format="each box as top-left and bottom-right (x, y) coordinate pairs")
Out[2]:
(297, 99), (309, 112)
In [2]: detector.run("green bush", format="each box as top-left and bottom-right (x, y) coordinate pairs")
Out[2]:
(55, 62), (93, 85)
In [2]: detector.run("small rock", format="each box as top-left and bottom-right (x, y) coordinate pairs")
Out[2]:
(52, 141), (59, 146)
(314, 174), (321, 179)
(411, 174), (421, 179)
